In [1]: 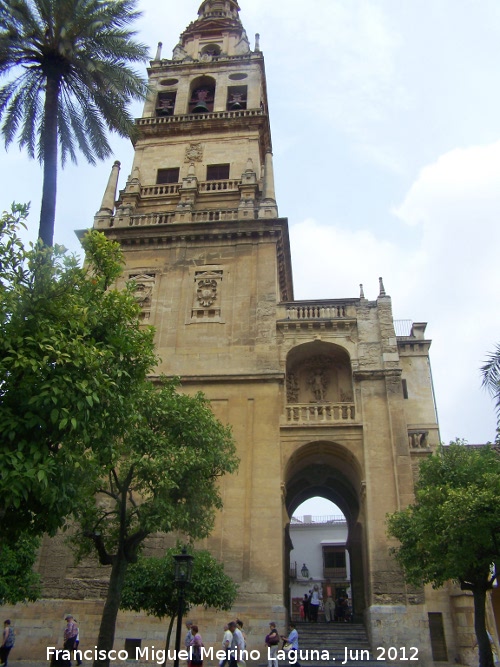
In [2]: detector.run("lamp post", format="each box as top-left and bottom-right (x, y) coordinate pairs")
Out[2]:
(173, 547), (194, 667)
(301, 563), (309, 579)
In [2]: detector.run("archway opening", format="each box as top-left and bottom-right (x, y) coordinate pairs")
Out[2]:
(284, 441), (365, 623)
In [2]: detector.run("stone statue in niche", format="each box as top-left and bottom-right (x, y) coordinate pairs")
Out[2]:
(286, 373), (299, 403)
(340, 388), (353, 403)
(197, 278), (218, 307)
(308, 369), (327, 402)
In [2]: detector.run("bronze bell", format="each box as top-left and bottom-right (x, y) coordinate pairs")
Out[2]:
(230, 100), (243, 110)
(192, 100), (209, 113)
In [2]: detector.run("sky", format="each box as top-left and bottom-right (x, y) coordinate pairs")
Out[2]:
(1, 0), (500, 457)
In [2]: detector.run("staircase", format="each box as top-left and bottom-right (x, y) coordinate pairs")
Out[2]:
(278, 621), (386, 667)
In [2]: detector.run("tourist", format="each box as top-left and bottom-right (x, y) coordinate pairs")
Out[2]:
(309, 585), (321, 622)
(236, 619), (247, 648)
(281, 622), (300, 667)
(188, 624), (203, 667)
(228, 621), (245, 667)
(63, 615), (78, 663)
(184, 620), (194, 650)
(219, 624), (232, 667)
(324, 594), (335, 623)
(265, 622), (280, 667)
(0, 619), (15, 667)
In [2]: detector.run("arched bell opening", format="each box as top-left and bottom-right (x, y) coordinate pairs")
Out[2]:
(283, 440), (366, 624)
(189, 76), (216, 114)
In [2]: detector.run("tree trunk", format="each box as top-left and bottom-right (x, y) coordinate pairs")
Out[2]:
(93, 555), (129, 667)
(39, 75), (59, 247)
(473, 586), (494, 667)
(161, 614), (176, 666)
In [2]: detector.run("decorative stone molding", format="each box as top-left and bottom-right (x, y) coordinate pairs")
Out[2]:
(185, 143), (203, 163)
(128, 272), (156, 320)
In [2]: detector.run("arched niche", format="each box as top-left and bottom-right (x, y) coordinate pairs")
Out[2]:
(188, 75), (216, 114)
(285, 341), (354, 405)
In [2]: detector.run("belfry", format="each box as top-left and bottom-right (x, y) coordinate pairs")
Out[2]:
(5, 1), (490, 664)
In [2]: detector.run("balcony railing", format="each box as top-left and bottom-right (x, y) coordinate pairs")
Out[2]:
(323, 567), (348, 579)
(141, 184), (180, 197)
(137, 108), (265, 127)
(285, 403), (356, 424)
(199, 179), (241, 193)
(129, 212), (175, 226)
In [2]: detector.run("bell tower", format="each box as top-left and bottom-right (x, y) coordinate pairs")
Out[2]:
(87, 0), (450, 662)
(93, 0), (293, 629)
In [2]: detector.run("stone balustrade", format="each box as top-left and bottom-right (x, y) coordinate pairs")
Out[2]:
(193, 209), (240, 222)
(141, 184), (180, 197)
(129, 212), (175, 226)
(137, 108), (265, 126)
(199, 179), (240, 192)
(285, 403), (356, 424)
(284, 302), (356, 319)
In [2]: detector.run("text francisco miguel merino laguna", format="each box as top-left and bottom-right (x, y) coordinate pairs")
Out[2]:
(47, 645), (420, 664)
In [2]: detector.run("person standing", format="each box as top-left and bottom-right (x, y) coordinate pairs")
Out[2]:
(63, 616), (78, 665)
(228, 621), (245, 667)
(309, 585), (321, 622)
(0, 619), (15, 667)
(302, 594), (310, 622)
(281, 622), (300, 667)
(188, 625), (203, 667)
(219, 624), (233, 667)
(184, 620), (194, 651)
(324, 594), (335, 623)
(265, 622), (280, 667)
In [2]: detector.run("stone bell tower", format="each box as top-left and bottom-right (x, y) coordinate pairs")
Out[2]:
(88, 0), (459, 663)
(39, 0), (457, 662)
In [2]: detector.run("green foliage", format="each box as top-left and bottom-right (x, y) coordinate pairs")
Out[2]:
(0, 0), (149, 245)
(75, 378), (239, 561)
(0, 206), (157, 540)
(121, 546), (238, 620)
(387, 441), (500, 667)
(387, 441), (500, 590)
(72, 376), (239, 664)
(0, 532), (41, 604)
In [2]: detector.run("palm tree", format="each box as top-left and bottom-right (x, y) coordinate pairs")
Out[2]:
(0, 0), (149, 246)
(482, 344), (500, 425)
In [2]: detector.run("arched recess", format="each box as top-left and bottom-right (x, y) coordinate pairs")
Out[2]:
(188, 75), (216, 114)
(283, 440), (366, 621)
(286, 341), (354, 410)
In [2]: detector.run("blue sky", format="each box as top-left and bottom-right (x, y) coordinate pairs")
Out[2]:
(1, 0), (499, 452)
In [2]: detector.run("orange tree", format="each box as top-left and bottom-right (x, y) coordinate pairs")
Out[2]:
(387, 442), (500, 667)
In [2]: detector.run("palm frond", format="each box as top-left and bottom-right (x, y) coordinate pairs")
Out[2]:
(482, 345), (500, 416)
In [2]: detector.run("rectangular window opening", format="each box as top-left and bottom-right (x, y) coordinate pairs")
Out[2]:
(206, 164), (230, 180)
(124, 638), (142, 659)
(157, 167), (180, 185)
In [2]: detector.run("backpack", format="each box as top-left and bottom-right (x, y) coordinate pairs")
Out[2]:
(5, 627), (15, 648)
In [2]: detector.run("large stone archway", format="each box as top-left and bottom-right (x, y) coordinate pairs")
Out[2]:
(283, 440), (366, 620)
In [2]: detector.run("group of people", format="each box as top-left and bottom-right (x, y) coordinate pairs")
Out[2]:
(49, 614), (82, 666)
(184, 617), (247, 667)
(300, 587), (351, 623)
(184, 617), (300, 667)
(265, 621), (300, 667)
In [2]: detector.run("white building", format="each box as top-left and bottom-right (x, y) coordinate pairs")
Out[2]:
(289, 514), (352, 621)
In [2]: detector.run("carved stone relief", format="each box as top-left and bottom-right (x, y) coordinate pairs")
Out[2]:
(286, 354), (353, 405)
(196, 279), (218, 307)
(191, 269), (223, 321)
(129, 273), (155, 315)
(185, 143), (203, 163)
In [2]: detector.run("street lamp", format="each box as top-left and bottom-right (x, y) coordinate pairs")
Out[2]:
(301, 563), (309, 578)
(173, 547), (194, 667)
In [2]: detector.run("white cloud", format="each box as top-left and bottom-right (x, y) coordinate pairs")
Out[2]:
(292, 141), (500, 443)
